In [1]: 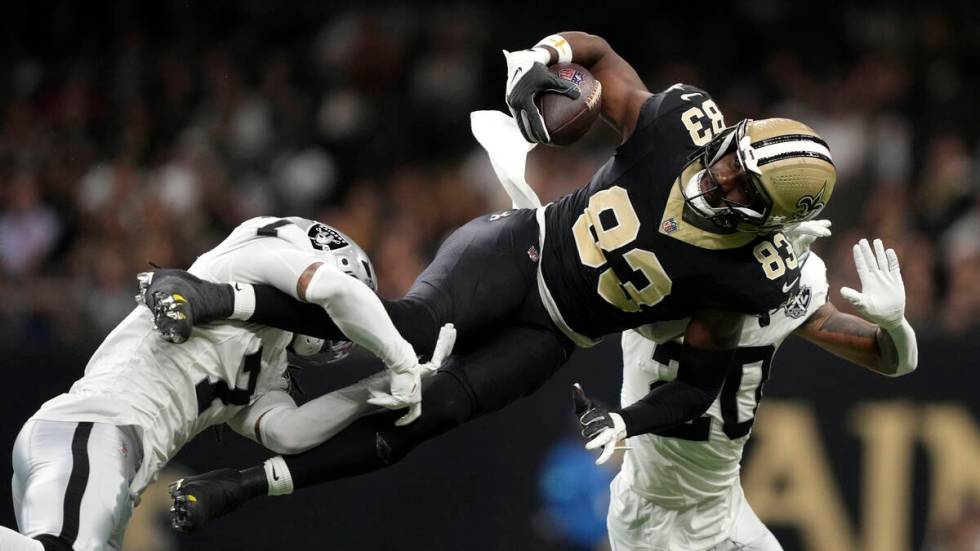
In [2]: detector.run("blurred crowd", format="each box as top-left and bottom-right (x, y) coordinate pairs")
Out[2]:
(1, 1), (978, 347)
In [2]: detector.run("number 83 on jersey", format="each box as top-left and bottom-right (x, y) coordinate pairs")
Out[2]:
(572, 186), (673, 313)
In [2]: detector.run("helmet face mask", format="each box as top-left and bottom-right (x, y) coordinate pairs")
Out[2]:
(287, 334), (355, 369)
(682, 118), (836, 234)
(683, 121), (770, 232)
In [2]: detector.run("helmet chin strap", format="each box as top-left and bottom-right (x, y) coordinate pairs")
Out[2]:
(730, 204), (765, 220)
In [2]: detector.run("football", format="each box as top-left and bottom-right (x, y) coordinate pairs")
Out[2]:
(535, 63), (602, 146)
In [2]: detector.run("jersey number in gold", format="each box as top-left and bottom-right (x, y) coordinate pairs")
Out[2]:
(752, 233), (799, 280)
(572, 186), (673, 312)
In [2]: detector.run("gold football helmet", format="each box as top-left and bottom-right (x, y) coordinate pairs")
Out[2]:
(683, 118), (836, 233)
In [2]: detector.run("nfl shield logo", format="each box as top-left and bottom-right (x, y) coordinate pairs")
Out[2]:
(661, 218), (679, 234)
(527, 245), (539, 262)
(557, 67), (584, 86)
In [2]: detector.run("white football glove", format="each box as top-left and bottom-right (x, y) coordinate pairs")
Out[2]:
(840, 238), (906, 330)
(367, 324), (457, 426)
(785, 219), (832, 261)
(573, 383), (628, 465)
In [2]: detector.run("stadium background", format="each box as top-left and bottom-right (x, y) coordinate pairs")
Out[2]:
(1, 1), (978, 550)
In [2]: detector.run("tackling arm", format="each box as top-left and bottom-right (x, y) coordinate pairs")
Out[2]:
(616, 309), (741, 435)
(574, 310), (740, 464)
(235, 245), (418, 376)
(227, 372), (390, 455)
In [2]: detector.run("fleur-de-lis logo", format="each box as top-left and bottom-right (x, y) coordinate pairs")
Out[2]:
(795, 182), (828, 220)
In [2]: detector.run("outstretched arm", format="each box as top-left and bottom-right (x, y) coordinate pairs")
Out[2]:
(794, 238), (917, 377)
(227, 372), (389, 455)
(794, 302), (885, 373)
(235, 245), (421, 385)
(227, 322), (455, 455)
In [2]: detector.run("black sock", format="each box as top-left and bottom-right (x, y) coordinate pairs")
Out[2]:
(239, 465), (271, 499)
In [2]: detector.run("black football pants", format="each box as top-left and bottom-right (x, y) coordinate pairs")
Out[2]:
(283, 209), (575, 488)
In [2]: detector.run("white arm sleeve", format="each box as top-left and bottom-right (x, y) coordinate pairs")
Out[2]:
(223, 241), (326, 301)
(303, 262), (417, 373)
(228, 371), (390, 455)
(882, 318), (918, 377)
(471, 110), (542, 209)
(215, 240), (418, 373)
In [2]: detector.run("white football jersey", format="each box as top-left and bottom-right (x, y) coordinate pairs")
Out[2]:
(31, 216), (342, 494)
(618, 254), (829, 515)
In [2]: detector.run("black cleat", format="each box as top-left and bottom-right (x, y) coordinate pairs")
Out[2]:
(136, 269), (234, 344)
(168, 468), (257, 534)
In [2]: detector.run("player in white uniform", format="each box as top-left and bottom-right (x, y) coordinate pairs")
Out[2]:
(586, 236), (918, 550)
(606, 249), (829, 551)
(1, 216), (454, 551)
(469, 111), (918, 550)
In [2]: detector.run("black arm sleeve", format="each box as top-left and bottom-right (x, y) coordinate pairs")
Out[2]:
(616, 346), (732, 437)
(250, 285), (345, 340)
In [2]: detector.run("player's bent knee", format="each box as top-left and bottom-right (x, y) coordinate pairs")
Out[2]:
(420, 370), (477, 426)
(375, 371), (475, 464)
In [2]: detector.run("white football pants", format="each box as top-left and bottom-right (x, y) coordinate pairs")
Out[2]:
(607, 474), (782, 551)
(11, 420), (141, 551)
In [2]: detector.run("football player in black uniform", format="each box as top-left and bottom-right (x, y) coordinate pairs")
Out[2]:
(141, 31), (839, 531)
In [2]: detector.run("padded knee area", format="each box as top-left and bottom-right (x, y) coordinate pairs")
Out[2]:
(375, 370), (476, 464)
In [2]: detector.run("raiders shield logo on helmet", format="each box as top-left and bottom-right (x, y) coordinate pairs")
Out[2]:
(308, 224), (350, 251)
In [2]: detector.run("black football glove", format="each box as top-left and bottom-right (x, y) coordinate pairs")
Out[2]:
(503, 49), (580, 144)
(572, 383), (628, 465)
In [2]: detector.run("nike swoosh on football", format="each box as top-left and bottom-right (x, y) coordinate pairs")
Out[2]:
(680, 92), (702, 100)
(782, 277), (800, 293)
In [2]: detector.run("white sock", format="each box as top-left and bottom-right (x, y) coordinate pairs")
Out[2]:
(263, 456), (294, 496)
(230, 283), (256, 320)
(0, 526), (44, 551)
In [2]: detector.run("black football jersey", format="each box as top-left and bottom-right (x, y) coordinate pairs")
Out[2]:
(540, 84), (802, 340)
